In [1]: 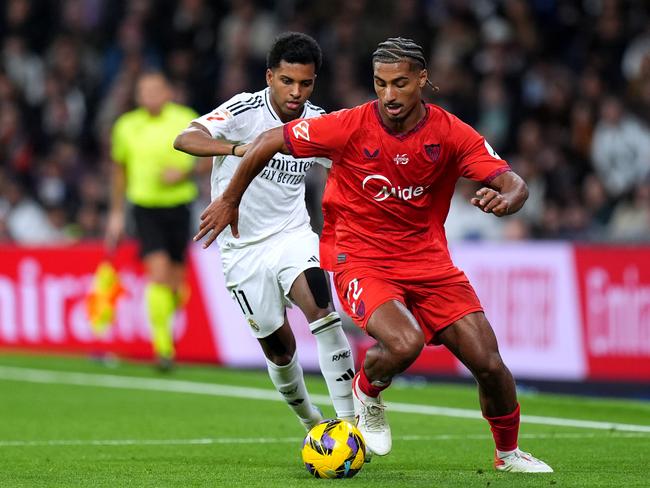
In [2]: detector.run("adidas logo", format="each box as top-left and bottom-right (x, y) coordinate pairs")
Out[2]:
(279, 386), (298, 396)
(335, 368), (354, 382)
(288, 399), (305, 406)
(307, 255), (319, 263)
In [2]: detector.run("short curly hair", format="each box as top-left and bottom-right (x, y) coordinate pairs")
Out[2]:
(266, 32), (322, 72)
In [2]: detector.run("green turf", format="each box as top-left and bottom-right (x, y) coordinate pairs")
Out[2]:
(0, 352), (648, 487)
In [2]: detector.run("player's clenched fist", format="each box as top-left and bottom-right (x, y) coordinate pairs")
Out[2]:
(194, 197), (240, 248)
(471, 187), (510, 217)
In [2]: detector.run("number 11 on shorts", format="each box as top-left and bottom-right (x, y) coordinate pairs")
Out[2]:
(231, 289), (253, 315)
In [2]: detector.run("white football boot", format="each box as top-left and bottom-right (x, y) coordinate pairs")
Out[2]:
(494, 449), (554, 473)
(352, 374), (392, 456)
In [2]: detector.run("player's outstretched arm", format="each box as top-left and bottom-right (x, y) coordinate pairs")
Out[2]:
(193, 126), (288, 248)
(174, 123), (249, 157)
(470, 171), (529, 217)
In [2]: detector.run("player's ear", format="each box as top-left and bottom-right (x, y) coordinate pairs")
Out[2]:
(418, 69), (427, 88)
(266, 68), (273, 87)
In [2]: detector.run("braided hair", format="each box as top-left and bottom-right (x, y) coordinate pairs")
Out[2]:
(372, 37), (437, 90)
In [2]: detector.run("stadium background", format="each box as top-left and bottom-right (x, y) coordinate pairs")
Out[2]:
(1, 0), (649, 389)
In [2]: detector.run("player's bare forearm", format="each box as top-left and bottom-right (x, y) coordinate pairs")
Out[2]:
(221, 127), (287, 205)
(470, 171), (528, 217)
(105, 162), (126, 249)
(173, 123), (248, 157)
(193, 126), (287, 248)
(108, 163), (126, 214)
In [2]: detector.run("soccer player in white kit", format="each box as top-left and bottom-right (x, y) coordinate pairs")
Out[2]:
(174, 32), (355, 428)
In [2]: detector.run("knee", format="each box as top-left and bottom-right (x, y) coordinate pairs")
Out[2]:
(267, 352), (294, 367)
(386, 331), (424, 367)
(474, 353), (508, 385)
(304, 307), (333, 324)
(144, 253), (173, 284)
(260, 328), (297, 366)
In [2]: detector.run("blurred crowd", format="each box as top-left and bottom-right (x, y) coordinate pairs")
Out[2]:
(1, 0), (650, 245)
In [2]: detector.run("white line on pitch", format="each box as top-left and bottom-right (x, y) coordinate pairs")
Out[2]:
(0, 432), (648, 448)
(1, 366), (649, 433)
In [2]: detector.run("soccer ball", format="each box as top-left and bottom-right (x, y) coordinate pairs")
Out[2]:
(301, 419), (366, 479)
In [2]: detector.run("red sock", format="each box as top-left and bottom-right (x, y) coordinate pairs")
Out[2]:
(484, 404), (520, 452)
(356, 367), (390, 398)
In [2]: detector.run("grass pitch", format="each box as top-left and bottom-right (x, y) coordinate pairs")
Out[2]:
(0, 352), (648, 487)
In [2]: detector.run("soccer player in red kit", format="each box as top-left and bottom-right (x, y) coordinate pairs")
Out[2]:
(195, 37), (553, 473)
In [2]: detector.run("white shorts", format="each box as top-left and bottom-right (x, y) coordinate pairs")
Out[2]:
(219, 226), (321, 338)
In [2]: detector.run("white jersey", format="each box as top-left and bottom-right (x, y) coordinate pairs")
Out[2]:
(193, 88), (329, 249)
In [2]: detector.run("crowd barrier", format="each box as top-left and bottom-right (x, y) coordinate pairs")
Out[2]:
(0, 242), (648, 382)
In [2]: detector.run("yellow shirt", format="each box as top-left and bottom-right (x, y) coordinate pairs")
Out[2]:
(111, 103), (198, 207)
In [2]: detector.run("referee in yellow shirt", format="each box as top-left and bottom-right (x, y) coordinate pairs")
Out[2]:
(106, 71), (199, 371)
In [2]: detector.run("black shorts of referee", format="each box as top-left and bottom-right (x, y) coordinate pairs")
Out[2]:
(132, 204), (191, 263)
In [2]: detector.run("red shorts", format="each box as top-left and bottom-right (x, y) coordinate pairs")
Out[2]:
(333, 266), (483, 345)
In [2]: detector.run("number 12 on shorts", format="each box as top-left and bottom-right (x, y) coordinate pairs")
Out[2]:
(231, 288), (253, 315)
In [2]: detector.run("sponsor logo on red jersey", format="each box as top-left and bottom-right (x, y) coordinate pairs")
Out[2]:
(393, 153), (409, 165)
(361, 174), (429, 202)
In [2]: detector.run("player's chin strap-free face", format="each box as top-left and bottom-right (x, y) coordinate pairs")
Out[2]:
(373, 37), (439, 93)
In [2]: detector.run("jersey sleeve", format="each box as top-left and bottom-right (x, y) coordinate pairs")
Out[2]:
(283, 110), (353, 159)
(449, 115), (511, 183)
(315, 157), (332, 169)
(192, 93), (255, 141)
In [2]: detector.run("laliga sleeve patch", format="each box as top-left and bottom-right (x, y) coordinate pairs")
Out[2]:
(293, 120), (311, 141)
(206, 108), (232, 121)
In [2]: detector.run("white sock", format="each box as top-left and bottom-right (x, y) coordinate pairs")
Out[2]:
(310, 312), (355, 421)
(265, 352), (316, 422)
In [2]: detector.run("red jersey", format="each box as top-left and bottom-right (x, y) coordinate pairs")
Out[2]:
(283, 100), (510, 274)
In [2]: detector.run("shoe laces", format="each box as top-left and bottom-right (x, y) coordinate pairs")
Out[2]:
(360, 402), (387, 432)
(509, 450), (539, 464)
